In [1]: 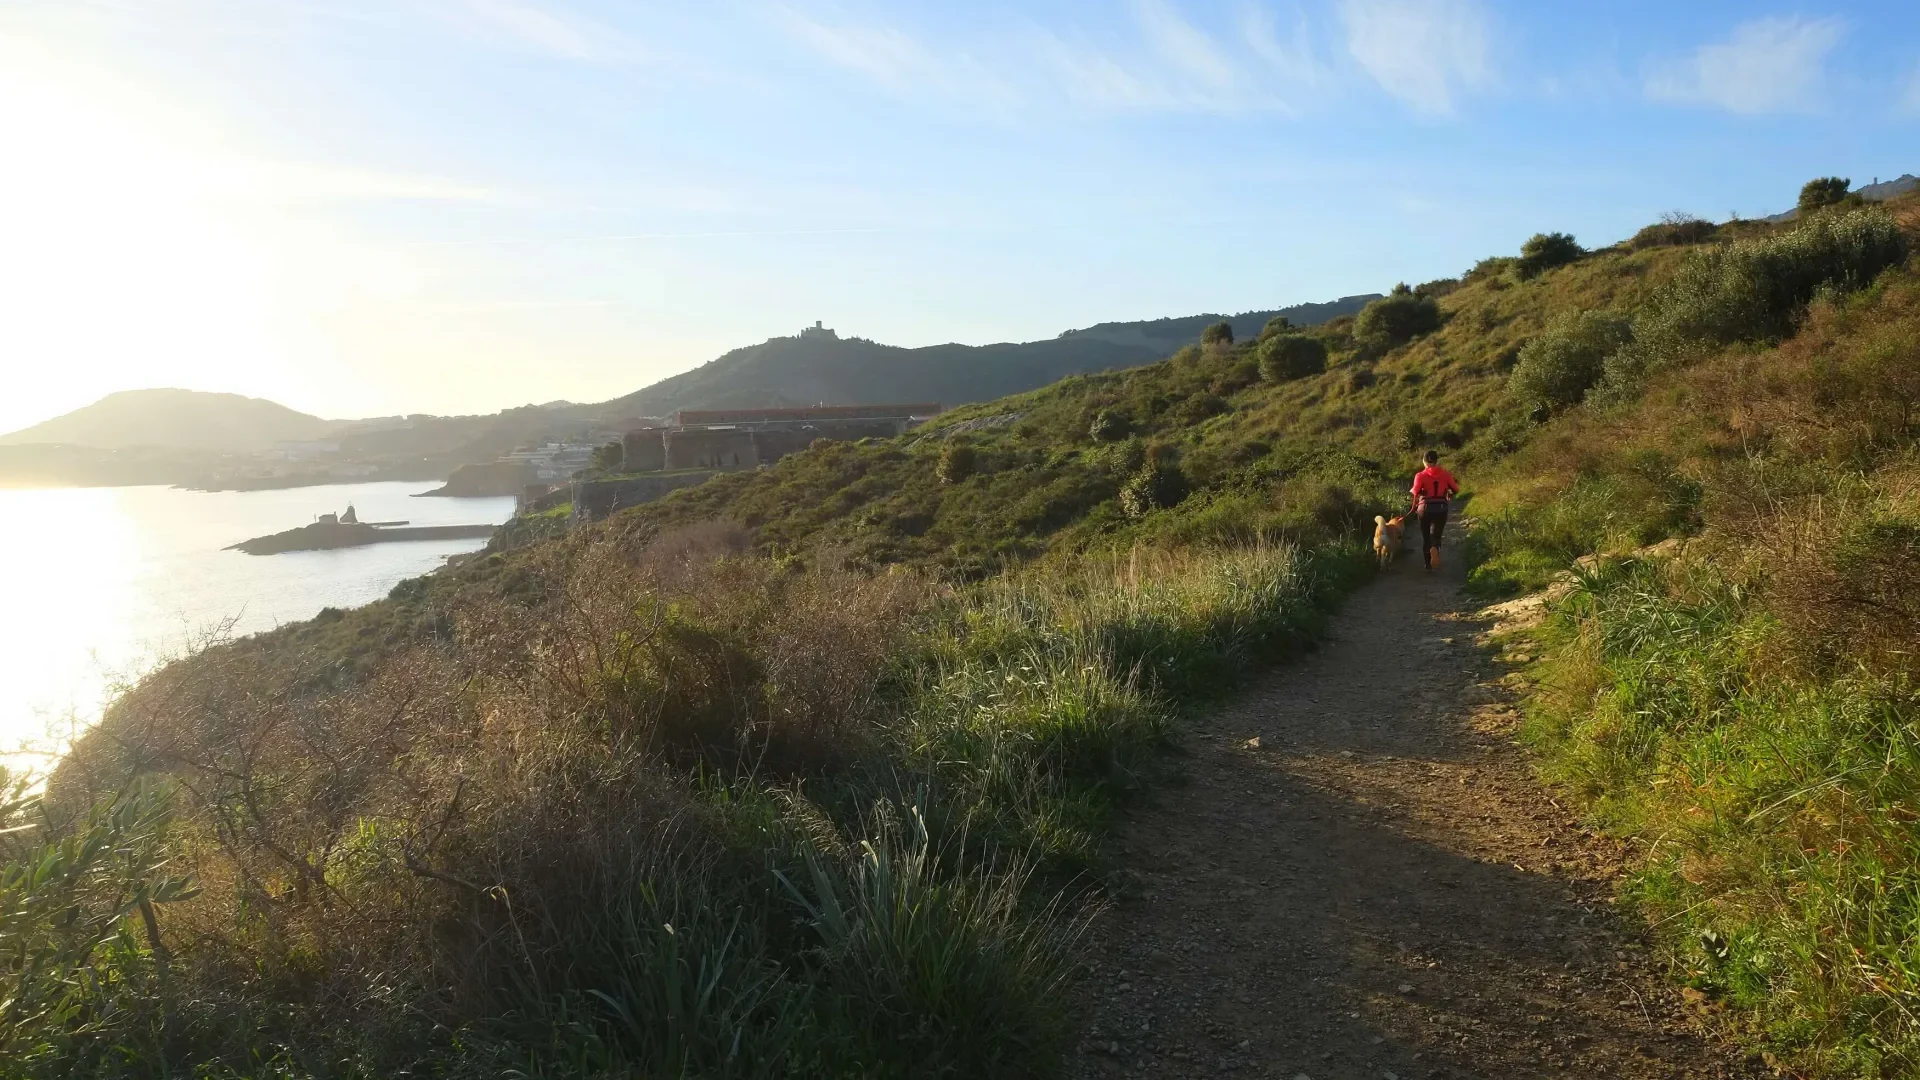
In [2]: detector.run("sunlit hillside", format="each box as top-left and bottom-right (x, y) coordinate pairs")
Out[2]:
(7, 186), (1915, 1078)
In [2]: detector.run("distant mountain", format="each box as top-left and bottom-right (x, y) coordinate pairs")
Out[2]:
(0, 389), (340, 452)
(603, 296), (1378, 417)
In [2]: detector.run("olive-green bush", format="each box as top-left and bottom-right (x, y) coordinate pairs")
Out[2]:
(1508, 310), (1633, 413)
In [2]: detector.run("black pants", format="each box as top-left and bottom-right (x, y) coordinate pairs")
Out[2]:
(1419, 507), (1448, 563)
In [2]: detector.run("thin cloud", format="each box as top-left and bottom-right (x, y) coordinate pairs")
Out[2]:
(1240, 3), (1333, 95)
(767, 7), (1017, 104)
(1338, 0), (1493, 117)
(1134, 0), (1239, 93)
(436, 0), (606, 60)
(773, 3), (1331, 115)
(1646, 15), (1846, 115)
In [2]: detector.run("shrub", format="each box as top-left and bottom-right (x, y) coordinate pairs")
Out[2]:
(1630, 212), (1717, 250)
(1508, 310), (1633, 413)
(937, 444), (978, 485)
(1354, 287), (1441, 349)
(1259, 315), (1293, 338)
(1798, 176), (1851, 214)
(1599, 208), (1908, 399)
(1414, 277), (1460, 299)
(1516, 232), (1584, 279)
(1118, 459), (1189, 518)
(1088, 409), (1132, 443)
(1396, 419), (1426, 451)
(1200, 321), (1234, 348)
(1172, 392), (1229, 425)
(1257, 334), (1328, 382)
(1465, 256), (1516, 283)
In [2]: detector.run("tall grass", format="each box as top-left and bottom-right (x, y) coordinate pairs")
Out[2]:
(1527, 556), (1920, 1075)
(1470, 228), (1920, 1072)
(5, 526), (1367, 1077)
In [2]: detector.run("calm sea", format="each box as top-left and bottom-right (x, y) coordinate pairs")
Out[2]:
(0, 482), (515, 758)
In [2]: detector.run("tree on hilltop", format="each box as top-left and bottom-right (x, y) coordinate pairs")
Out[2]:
(1200, 321), (1234, 348)
(1516, 232), (1584, 279)
(1798, 177), (1852, 214)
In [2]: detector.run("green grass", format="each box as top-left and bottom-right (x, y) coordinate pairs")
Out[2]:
(1468, 194), (1920, 1074)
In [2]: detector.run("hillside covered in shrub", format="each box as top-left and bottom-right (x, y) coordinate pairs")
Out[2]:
(1467, 193), (1920, 1073)
(5, 183), (1915, 1078)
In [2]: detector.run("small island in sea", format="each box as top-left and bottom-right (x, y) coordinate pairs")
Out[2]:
(228, 504), (496, 555)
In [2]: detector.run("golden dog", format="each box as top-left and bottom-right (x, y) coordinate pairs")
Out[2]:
(1372, 515), (1405, 567)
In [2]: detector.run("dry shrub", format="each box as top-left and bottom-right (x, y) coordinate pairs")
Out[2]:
(56, 521), (932, 1039)
(1767, 496), (1920, 677)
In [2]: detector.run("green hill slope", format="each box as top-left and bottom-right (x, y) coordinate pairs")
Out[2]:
(1461, 193), (1920, 1075)
(604, 296), (1376, 416)
(0, 388), (339, 451)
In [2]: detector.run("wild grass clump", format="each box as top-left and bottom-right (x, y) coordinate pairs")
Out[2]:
(13, 519), (1365, 1077)
(1524, 555), (1920, 1074)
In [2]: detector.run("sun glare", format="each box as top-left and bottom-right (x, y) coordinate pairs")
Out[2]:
(0, 32), (467, 432)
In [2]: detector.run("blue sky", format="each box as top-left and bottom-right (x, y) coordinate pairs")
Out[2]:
(2, 0), (1918, 430)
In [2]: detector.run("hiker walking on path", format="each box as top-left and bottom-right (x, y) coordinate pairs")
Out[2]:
(1411, 450), (1458, 571)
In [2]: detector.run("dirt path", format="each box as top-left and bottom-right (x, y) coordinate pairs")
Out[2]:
(1068, 552), (1761, 1080)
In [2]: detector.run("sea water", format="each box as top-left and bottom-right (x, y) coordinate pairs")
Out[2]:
(0, 481), (515, 758)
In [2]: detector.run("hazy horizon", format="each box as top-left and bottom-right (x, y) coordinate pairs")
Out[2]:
(5, 0), (1918, 435)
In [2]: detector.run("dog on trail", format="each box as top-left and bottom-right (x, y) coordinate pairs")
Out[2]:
(1372, 515), (1406, 567)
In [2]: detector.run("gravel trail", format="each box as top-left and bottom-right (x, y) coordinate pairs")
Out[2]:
(1068, 551), (1761, 1080)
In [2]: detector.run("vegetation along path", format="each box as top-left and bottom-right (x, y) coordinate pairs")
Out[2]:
(1069, 546), (1761, 1080)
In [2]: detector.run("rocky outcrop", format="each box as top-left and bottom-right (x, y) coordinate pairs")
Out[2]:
(418, 461), (536, 497)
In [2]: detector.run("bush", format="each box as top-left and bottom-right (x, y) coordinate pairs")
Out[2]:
(1630, 212), (1717, 250)
(1798, 176), (1850, 214)
(1516, 232), (1584, 279)
(1200, 321), (1234, 348)
(937, 444), (978, 485)
(1599, 208), (1908, 399)
(1353, 287), (1441, 349)
(1118, 459), (1189, 518)
(1259, 315), (1293, 338)
(1396, 419), (1426, 451)
(1088, 409), (1132, 443)
(1465, 256), (1516, 283)
(1257, 334), (1328, 382)
(1508, 310), (1633, 413)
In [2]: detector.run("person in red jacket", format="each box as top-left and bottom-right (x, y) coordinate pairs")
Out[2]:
(1410, 450), (1459, 571)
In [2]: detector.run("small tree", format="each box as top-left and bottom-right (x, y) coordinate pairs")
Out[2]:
(936, 443), (977, 485)
(1397, 419), (1426, 451)
(1354, 290), (1441, 349)
(1260, 315), (1293, 338)
(1200, 321), (1234, 348)
(1509, 310), (1633, 413)
(591, 441), (623, 471)
(1088, 409), (1132, 442)
(1257, 334), (1327, 382)
(1516, 232), (1584, 279)
(1118, 456), (1188, 518)
(1798, 177), (1851, 214)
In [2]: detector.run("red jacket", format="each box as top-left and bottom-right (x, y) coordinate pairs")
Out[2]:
(1411, 465), (1458, 510)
